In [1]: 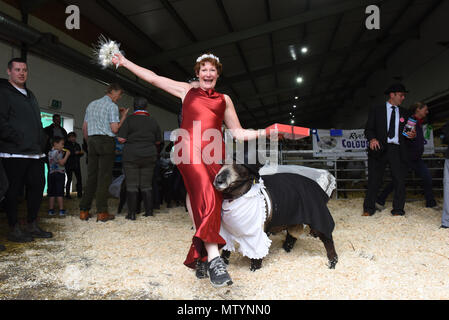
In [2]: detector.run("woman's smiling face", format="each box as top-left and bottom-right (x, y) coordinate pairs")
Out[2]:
(197, 61), (219, 90)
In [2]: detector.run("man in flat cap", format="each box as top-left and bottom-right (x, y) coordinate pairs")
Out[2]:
(363, 83), (415, 216)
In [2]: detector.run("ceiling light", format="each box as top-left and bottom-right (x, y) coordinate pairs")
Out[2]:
(291, 120), (295, 124)
(293, 105), (297, 109)
(296, 76), (303, 84)
(289, 45), (297, 61)
(301, 47), (308, 54)
(295, 96), (299, 100)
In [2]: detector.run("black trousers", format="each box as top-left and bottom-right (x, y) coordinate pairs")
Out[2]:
(2, 158), (45, 227)
(123, 157), (156, 192)
(66, 165), (82, 195)
(363, 144), (407, 215)
(0, 159), (8, 202)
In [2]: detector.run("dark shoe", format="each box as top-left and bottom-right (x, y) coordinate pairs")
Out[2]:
(27, 221), (53, 239)
(7, 225), (34, 243)
(426, 199), (437, 208)
(97, 212), (115, 222)
(142, 189), (154, 217)
(195, 260), (209, 279)
(362, 212), (373, 216)
(440, 225), (449, 229)
(125, 191), (139, 220)
(392, 212), (405, 216)
(0, 244), (5, 251)
(207, 256), (233, 288)
(59, 209), (66, 217)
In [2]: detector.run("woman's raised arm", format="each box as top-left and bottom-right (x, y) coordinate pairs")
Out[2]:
(112, 53), (192, 100)
(223, 95), (265, 141)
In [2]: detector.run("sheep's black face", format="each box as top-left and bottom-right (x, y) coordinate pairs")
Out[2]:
(213, 164), (238, 191)
(214, 164), (256, 200)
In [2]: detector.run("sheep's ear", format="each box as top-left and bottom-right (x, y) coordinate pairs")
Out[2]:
(242, 164), (261, 178)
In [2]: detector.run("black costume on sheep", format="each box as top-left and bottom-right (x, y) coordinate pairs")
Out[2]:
(262, 173), (335, 240)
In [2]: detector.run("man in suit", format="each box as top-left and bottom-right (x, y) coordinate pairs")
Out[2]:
(363, 83), (415, 216)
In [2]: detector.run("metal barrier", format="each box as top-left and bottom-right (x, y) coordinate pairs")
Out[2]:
(280, 147), (446, 200)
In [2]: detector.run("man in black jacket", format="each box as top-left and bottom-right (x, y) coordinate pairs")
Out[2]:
(441, 120), (449, 229)
(363, 83), (415, 216)
(0, 58), (52, 243)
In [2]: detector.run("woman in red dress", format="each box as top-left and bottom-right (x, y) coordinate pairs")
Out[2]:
(112, 52), (264, 288)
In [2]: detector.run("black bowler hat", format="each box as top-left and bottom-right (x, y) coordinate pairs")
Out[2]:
(384, 83), (409, 95)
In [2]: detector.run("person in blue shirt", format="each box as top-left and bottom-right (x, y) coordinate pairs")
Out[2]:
(48, 137), (71, 216)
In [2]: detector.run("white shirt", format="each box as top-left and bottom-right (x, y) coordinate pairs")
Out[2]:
(386, 102), (400, 145)
(14, 86), (27, 96)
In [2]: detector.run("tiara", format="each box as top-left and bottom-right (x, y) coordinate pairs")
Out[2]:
(196, 54), (220, 63)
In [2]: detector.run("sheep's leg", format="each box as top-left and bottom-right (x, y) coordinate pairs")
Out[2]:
(221, 249), (231, 265)
(250, 259), (263, 272)
(311, 228), (338, 269)
(282, 232), (297, 253)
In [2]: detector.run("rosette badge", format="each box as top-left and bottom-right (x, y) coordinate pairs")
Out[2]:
(93, 35), (123, 69)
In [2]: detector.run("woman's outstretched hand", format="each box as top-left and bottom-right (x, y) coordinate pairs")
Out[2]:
(112, 53), (127, 68)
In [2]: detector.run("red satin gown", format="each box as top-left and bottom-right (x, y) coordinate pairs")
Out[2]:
(176, 87), (226, 269)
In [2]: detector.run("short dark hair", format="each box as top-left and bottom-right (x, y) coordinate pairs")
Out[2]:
(106, 83), (123, 94)
(53, 114), (61, 120)
(68, 132), (77, 138)
(7, 58), (27, 70)
(52, 136), (65, 145)
(133, 96), (148, 111)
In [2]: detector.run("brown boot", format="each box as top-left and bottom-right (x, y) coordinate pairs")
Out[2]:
(97, 212), (115, 222)
(80, 210), (89, 221)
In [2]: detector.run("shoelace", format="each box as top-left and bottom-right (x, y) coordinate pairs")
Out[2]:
(211, 259), (227, 276)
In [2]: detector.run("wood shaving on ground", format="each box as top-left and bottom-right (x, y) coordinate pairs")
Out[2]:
(0, 198), (448, 300)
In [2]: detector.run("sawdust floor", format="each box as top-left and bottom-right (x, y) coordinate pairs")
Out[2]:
(0, 196), (448, 300)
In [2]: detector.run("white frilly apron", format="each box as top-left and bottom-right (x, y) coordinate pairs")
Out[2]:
(220, 178), (272, 259)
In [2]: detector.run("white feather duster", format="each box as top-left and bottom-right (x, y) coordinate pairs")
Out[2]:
(93, 35), (124, 69)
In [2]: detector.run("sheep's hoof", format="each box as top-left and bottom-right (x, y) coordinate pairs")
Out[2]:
(221, 250), (231, 265)
(282, 234), (297, 253)
(250, 259), (262, 272)
(327, 256), (338, 269)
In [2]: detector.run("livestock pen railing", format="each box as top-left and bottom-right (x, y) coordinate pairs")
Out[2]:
(279, 147), (446, 200)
